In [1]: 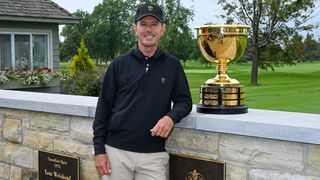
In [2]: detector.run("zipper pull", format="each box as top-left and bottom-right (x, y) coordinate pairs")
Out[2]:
(145, 63), (150, 73)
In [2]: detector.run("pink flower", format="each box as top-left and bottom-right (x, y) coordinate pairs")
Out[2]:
(4, 68), (11, 73)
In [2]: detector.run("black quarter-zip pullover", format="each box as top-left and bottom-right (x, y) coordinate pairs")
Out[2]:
(93, 48), (192, 155)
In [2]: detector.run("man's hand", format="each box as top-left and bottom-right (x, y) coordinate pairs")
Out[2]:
(150, 116), (174, 138)
(95, 154), (112, 176)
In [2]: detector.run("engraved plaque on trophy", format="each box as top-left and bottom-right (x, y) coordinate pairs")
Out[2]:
(195, 25), (249, 114)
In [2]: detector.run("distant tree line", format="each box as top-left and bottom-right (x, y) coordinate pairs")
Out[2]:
(60, 0), (319, 86)
(59, 0), (196, 66)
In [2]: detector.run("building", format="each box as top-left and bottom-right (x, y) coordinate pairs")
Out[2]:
(0, 0), (78, 72)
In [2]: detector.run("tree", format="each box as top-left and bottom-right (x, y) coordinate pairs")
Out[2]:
(60, 0), (194, 66)
(304, 33), (319, 61)
(160, 0), (194, 65)
(218, 0), (316, 85)
(69, 38), (95, 74)
(61, 10), (92, 60)
(286, 33), (305, 62)
(89, 0), (136, 64)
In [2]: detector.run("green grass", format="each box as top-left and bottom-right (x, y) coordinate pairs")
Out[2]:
(184, 61), (320, 114)
(59, 61), (70, 70)
(60, 60), (320, 114)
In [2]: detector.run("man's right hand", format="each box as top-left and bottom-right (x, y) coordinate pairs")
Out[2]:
(95, 154), (112, 176)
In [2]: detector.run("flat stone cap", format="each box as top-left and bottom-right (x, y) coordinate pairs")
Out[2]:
(0, 90), (320, 145)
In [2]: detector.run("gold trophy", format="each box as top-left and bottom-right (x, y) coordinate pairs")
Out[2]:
(195, 25), (249, 114)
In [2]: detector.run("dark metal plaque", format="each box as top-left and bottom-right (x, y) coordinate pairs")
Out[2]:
(169, 154), (225, 180)
(38, 151), (80, 180)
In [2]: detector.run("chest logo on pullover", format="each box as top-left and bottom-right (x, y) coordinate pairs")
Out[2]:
(161, 77), (167, 86)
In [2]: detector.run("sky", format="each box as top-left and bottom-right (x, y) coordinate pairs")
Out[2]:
(52, 0), (319, 39)
(51, 0), (225, 27)
(51, 0), (224, 40)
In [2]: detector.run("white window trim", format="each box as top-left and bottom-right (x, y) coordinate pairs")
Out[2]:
(0, 28), (53, 71)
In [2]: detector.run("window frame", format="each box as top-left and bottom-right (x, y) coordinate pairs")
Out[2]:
(0, 28), (52, 71)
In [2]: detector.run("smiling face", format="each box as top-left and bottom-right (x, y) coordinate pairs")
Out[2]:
(134, 16), (165, 50)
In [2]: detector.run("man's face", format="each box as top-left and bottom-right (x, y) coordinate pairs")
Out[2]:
(134, 16), (165, 49)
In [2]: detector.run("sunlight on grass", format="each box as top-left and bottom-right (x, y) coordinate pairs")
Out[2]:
(184, 61), (320, 114)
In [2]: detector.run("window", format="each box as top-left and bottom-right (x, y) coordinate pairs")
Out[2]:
(0, 34), (11, 70)
(33, 35), (48, 70)
(0, 33), (50, 71)
(15, 35), (31, 69)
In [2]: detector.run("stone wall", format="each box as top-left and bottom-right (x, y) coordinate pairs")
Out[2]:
(167, 129), (320, 180)
(0, 108), (98, 180)
(0, 90), (319, 180)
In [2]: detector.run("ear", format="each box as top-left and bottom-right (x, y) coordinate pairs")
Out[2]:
(160, 24), (166, 35)
(133, 24), (137, 33)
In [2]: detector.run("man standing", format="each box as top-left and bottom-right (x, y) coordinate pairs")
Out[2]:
(93, 3), (192, 180)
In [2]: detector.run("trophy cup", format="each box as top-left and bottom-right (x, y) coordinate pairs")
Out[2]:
(195, 25), (249, 114)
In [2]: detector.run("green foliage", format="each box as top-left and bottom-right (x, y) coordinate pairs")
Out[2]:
(217, 0), (316, 84)
(62, 38), (102, 96)
(69, 38), (95, 74)
(62, 68), (104, 96)
(61, 10), (92, 60)
(159, 0), (195, 61)
(184, 60), (320, 114)
(60, 0), (195, 65)
(89, 0), (136, 63)
(0, 67), (69, 85)
(285, 33), (320, 62)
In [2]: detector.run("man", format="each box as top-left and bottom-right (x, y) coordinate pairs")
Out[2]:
(93, 3), (192, 180)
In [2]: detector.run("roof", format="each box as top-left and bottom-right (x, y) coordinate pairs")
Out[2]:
(0, 0), (78, 24)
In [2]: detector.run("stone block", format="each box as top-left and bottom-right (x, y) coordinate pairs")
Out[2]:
(3, 118), (22, 144)
(0, 109), (29, 130)
(249, 169), (320, 180)
(33, 151), (38, 170)
(21, 169), (37, 180)
(70, 116), (93, 144)
(219, 134), (304, 172)
(81, 160), (100, 180)
(0, 114), (3, 126)
(54, 138), (93, 160)
(23, 130), (54, 151)
(0, 108), (29, 120)
(167, 128), (219, 153)
(308, 144), (320, 175)
(0, 114), (3, 141)
(0, 142), (33, 168)
(226, 165), (246, 180)
(9, 166), (22, 180)
(31, 112), (70, 134)
(0, 162), (9, 179)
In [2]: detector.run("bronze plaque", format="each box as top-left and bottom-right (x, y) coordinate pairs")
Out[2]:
(38, 151), (80, 180)
(169, 154), (225, 180)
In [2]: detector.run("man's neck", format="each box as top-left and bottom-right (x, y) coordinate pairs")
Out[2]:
(138, 44), (158, 57)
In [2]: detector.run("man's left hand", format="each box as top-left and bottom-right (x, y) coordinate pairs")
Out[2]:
(150, 116), (174, 138)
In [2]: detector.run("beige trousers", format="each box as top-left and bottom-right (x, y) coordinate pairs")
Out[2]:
(102, 145), (169, 180)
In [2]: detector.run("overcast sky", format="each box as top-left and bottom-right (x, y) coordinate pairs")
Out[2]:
(51, 0), (224, 39)
(52, 0), (319, 39)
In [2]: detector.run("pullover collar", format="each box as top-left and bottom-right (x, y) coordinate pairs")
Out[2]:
(131, 47), (165, 62)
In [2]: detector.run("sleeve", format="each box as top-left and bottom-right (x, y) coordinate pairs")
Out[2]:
(166, 61), (193, 123)
(92, 62), (117, 155)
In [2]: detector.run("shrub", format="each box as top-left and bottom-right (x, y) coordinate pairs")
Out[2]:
(69, 38), (95, 74)
(62, 38), (105, 96)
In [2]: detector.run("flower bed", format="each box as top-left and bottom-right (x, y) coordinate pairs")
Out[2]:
(0, 67), (69, 91)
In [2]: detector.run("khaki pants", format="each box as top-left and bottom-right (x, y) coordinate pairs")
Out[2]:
(102, 145), (169, 180)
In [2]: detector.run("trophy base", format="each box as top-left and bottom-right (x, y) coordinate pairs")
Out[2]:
(196, 104), (248, 114)
(197, 84), (248, 114)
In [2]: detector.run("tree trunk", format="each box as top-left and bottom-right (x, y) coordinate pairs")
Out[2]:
(251, 47), (259, 85)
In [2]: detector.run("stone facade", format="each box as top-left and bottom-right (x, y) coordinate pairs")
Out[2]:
(0, 90), (319, 180)
(166, 128), (320, 180)
(0, 108), (96, 180)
